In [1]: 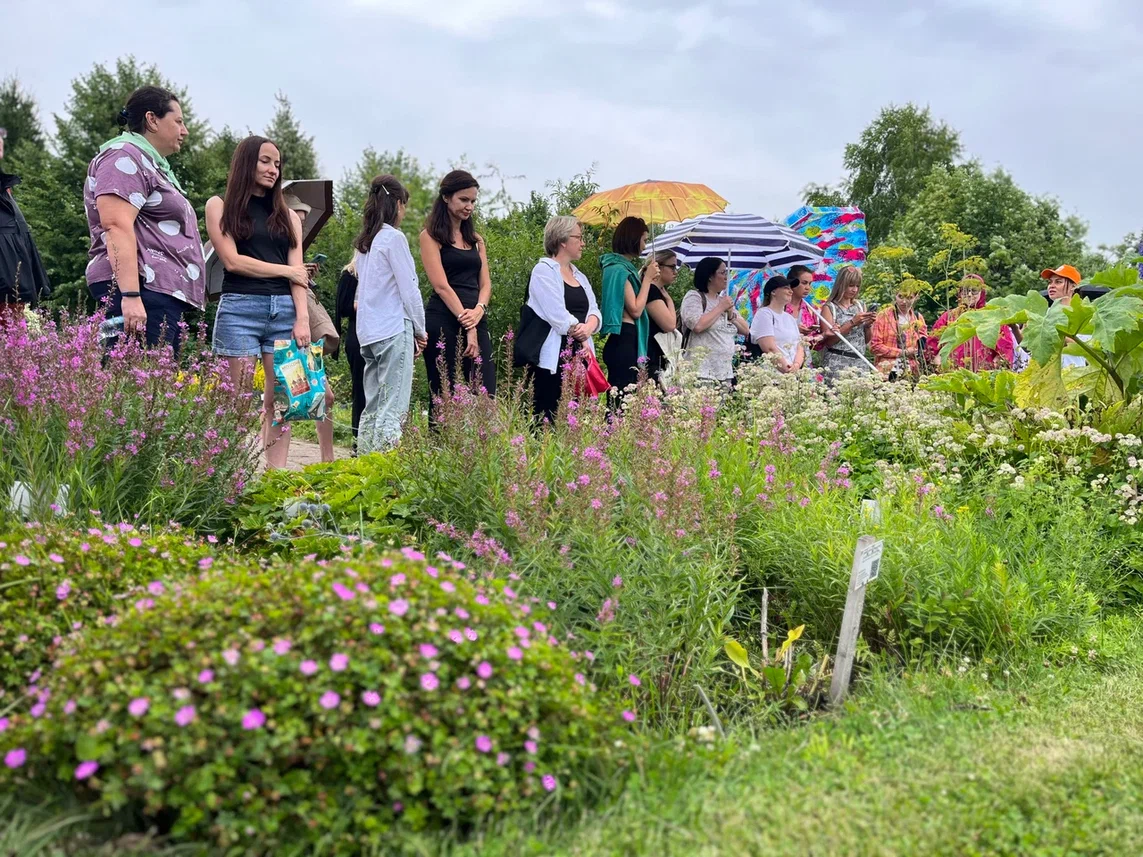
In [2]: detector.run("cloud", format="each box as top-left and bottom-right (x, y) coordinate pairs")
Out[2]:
(348, 0), (552, 35)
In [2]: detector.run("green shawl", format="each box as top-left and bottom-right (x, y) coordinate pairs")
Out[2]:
(98, 132), (185, 195)
(599, 253), (650, 359)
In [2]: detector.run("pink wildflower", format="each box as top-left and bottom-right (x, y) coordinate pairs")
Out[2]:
(448, 629), (464, 644)
(629, 674), (642, 687)
(300, 660), (319, 676)
(475, 735), (493, 753)
(4, 748), (26, 768)
(56, 581), (71, 601)
(507, 646), (523, 661)
(477, 661), (493, 679)
(197, 669), (214, 684)
(440, 580), (456, 593)
(542, 774), (558, 792)
(319, 691), (340, 710)
(175, 706), (197, 727)
(525, 740), (538, 754)
(496, 752), (510, 766)
(420, 673), (440, 691)
(362, 690), (381, 707)
(370, 623), (385, 635)
(329, 653), (349, 672)
(332, 582), (355, 601)
(273, 639), (292, 655)
(457, 676), (471, 690)
(419, 644), (439, 659)
(389, 598), (410, 617)
(75, 761), (99, 780)
(242, 708), (266, 730)
(464, 627), (478, 641)
(222, 649), (240, 666)
(128, 697), (150, 717)
(622, 710), (636, 722)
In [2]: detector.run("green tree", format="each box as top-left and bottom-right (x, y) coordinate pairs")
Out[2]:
(831, 103), (962, 243)
(892, 162), (1096, 297)
(264, 93), (318, 181)
(801, 181), (848, 208)
(0, 76), (45, 154)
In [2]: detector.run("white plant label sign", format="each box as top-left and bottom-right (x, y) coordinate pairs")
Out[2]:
(854, 539), (884, 590)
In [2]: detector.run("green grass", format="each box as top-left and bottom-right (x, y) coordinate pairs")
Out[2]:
(8, 618), (1143, 856)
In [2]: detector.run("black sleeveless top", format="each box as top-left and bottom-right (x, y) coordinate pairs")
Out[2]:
(221, 193), (291, 296)
(427, 243), (482, 314)
(564, 281), (589, 324)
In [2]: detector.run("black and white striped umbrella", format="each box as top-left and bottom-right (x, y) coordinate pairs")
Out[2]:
(645, 212), (822, 270)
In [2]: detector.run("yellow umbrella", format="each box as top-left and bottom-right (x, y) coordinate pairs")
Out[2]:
(572, 180), (728, 227)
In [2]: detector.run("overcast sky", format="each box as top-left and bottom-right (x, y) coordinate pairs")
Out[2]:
(7, 0), (1140, 248)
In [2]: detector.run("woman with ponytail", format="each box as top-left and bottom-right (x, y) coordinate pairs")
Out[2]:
(84, 85), (206, 350)
(419, 170), (496, 424)
(355, 175), (427, 452)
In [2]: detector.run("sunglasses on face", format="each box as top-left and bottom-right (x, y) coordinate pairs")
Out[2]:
(661, 263), (678, 270)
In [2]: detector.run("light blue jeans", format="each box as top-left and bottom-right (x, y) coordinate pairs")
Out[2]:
(358, 321), (414, 453)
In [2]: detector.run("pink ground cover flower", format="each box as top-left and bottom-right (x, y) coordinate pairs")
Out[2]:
(242, 709), (266, 730)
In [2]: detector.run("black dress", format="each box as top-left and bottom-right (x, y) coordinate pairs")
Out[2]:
(530, 281), (589, 425)
(423, 242), (497, 424)
(645, 284), (669, 379)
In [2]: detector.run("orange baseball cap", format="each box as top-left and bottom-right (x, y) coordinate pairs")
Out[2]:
(1041, 264), (1081, 284)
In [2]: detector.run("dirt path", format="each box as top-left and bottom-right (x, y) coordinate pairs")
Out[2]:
(283, 439), (352, 470)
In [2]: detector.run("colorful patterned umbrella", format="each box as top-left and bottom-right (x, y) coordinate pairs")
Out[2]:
(731, 206), (867, 326)
(571, 181), (728, 227)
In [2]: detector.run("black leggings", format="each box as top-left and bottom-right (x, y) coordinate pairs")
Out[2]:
(423, 311), (497, 425)
(344, 327), (367, 451)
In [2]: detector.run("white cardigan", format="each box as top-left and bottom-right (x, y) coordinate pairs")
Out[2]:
(526, 257), (601, 374)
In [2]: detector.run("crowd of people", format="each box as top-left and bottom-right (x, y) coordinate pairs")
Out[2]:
(0, 85), (1094, 468)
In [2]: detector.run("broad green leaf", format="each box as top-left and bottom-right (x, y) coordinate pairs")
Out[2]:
(75, 733), (110, 761)
(1091, 292), (1143, 352)
(1060, 295), (1095, 337)
(1023, 301), (1068, 365)
(724, 638), (750, 670)
(1014, 357), (1066, 408)
(1089, 263), (1140, 289)
(762, 665), (786, 696)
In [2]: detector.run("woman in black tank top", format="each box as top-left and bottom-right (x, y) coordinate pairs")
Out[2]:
(205, 136), (310, 471)
(419, 170), (497, 426)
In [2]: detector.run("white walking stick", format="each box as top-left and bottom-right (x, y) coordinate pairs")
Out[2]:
(802, 299), (878, 373)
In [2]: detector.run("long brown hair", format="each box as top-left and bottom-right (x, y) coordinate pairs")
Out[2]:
(828, 265), (863, 304)
(220, 136), (296, 248)
(354, 175), (410, 254)
(425, 169), (479, 249)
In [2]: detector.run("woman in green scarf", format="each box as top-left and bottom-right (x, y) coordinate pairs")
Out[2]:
(600, 216), (659, 395)
(84, 85), (207, 352)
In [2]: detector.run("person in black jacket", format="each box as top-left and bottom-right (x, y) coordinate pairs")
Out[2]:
(0, 129), (51, 322)
(334, 255), (366, 452)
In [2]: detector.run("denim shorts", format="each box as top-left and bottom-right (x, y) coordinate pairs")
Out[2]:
(212, 293), (297, 358)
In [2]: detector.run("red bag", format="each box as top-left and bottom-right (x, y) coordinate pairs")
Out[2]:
(572, 352), (610, 399)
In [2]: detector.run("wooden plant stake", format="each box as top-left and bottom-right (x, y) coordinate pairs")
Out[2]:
(829, 534), (884, 706)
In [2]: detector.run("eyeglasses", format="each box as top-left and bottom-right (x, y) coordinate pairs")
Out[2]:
(569, 234), (584, 241)
(662, 263), (678, 270)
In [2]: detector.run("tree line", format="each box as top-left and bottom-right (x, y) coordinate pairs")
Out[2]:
(1, 57), (1137, 341)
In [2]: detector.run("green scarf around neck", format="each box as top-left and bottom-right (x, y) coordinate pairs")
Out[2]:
(99, 132), (185, 195)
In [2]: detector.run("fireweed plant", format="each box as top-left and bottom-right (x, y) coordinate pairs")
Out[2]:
(0, 312), (261, 529)
(385, 348), (1141, 721)
(0, 550), (631, 852)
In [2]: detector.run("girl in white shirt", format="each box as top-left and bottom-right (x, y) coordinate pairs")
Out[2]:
(354, 175), (428, 452)
(749, 275), (805, 373)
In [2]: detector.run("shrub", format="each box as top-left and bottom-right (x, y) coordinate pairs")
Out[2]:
(235, 451), (412, 556)
(0, 523), (230, 694)
(0, 551), (628, 853)
(0, 313), (260, 530)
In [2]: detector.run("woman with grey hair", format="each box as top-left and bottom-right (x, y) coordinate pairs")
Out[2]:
(520, 215), (602, 423)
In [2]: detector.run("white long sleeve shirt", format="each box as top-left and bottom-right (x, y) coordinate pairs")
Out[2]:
(356, 224), (427, 347)
(527, 257), (601, 373)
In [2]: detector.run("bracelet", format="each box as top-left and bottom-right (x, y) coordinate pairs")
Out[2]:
(119, 291), (142, 298)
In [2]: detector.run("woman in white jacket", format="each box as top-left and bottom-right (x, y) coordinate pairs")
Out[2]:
(524, 215), (602, 424)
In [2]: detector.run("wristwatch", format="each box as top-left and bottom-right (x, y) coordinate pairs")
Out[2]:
(478, 302), (489, 313)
